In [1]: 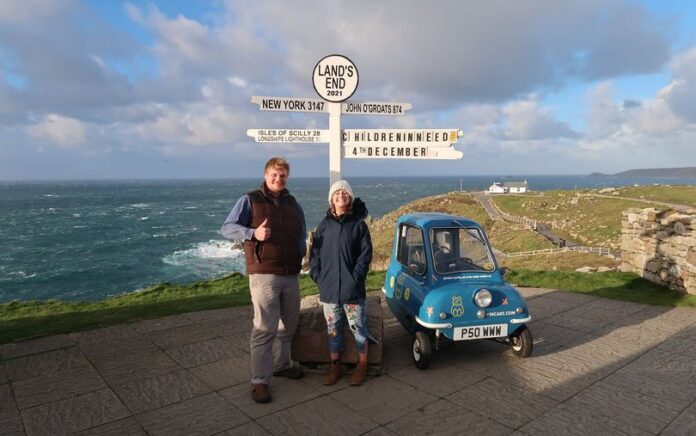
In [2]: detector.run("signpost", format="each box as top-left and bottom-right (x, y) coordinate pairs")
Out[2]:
(247, 54), (463, 184)
(247, 129), (329, 144)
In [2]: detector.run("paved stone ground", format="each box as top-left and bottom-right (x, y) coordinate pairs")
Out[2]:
(2, 288), (696, 435)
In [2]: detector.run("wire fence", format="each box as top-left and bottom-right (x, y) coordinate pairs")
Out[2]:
(504, 245), (615, 258)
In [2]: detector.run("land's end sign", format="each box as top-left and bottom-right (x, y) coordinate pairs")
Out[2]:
(312, 54), (359, 102)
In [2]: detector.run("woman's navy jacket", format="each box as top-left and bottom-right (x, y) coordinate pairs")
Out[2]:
(310, 198), (372, 305)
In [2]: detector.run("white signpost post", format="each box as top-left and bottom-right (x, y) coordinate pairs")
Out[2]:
(248, 54), (463, 184)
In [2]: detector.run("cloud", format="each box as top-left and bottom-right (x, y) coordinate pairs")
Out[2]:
(27, 114), (87, 147)
(663, 47), (696, 123)
(0, 0), (693, 177)
(502, 98), (578, 141)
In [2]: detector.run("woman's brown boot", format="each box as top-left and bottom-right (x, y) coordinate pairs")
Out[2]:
(323, 361), (342, 386)
(350, 362), (367, 386)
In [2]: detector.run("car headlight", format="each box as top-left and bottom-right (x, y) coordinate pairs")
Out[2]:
(474, 289), (492, 308)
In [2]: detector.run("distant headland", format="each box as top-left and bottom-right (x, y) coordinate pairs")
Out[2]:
(589, 167), (696, 178)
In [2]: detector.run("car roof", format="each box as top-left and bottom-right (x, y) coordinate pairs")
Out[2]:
(396, 213), (483, 229)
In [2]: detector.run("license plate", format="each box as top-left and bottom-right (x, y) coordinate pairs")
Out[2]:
(454, 324), (508, 341)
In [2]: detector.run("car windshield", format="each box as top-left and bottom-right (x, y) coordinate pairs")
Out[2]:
(430, 227), (495, 274)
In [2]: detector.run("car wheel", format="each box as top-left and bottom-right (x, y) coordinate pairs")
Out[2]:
(412, 331), (432, 370)
(510, 325), (533, 358)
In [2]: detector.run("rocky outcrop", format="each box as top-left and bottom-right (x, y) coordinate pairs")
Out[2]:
(621, 208), (696, 295)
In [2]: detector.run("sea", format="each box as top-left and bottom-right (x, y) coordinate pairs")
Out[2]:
(1, 175), (695, 302)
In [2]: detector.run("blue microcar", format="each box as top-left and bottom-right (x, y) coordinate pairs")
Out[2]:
(382, 213), (533, 369)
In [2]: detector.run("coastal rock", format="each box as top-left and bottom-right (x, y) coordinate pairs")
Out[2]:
(575, 266), (596, 273)
(621, 207), (696, 295)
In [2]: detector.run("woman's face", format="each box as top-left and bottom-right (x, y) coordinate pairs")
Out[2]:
(332, 189), (352, 210)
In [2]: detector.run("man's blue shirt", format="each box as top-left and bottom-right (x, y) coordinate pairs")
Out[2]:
(221, 194), (307, 257)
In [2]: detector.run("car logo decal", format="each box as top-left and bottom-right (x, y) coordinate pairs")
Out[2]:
(451, 296), (464, 317)
(404, 288), (410, 301)
(389, 276), (395, 288)
(427, 306), (434, 317)
(395, 286), (402, 300)
(502, 297), (508, 305)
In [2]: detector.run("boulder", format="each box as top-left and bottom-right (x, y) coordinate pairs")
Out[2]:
(575, 266), (596, 273)
(291, 294), (383, 370)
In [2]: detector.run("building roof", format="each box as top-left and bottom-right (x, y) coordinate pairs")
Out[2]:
(503, 181), (528, 188)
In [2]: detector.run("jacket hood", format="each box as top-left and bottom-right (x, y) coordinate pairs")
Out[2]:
(326, 197), (368, 221)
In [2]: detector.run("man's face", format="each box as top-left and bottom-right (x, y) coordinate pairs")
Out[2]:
(264, 166), (288, 194)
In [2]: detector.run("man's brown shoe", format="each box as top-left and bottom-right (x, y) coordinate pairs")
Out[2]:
(273, 366), (305, 379)
(350, 363), (368, 386)
(251, 383), (271, 403)
(323, 363), (342, 386)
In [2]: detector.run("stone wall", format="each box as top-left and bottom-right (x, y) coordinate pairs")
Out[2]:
(621, 208), (696, 295)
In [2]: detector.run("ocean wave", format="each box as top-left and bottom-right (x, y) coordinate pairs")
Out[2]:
(129, 203), (151, 208)
(139, 216), (149, 220)
(162, 240), (243, 265)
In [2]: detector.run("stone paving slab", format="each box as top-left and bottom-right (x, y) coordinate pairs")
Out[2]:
(165, 337), (240, 368)
(219, 377), (323, 420)
(12, 364), (106, 410)
(257, 396), (379, 435)
(135, 392), (249, 436)
(5, 347), (90, 382)
(184, 306), (252, 324)
(525, 295), (581, 321)
(0, 363), (8, 384)
(4, 287), (696, 435)
(544, 298), (646, 333)
(526, 320), (592, 356)
(661, 402), (696, 436)
(20, 388), (129, 436)
(388, 360), (486, 397)
(217, 421), (271, 435)
(385, 399), (513, 436)
(447, 377), (558, 428)
(188, 353), (250, 391)
(91, 349), (179, 385)
(329, 375), (438, 425)
(130, 314), (194, 334)
(603, 349), (696, 412)
(146, 323), (220, 349)
(111, 368), (212, 413)
(73, 417), (146, 436)
(552, 382), (681, 435)
(76, 334), (159, 360)
(0, 334), (75, 360)
(0, 383), (23, 435)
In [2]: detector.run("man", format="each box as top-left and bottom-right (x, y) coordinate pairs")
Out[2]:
(221, 157), (306, 404)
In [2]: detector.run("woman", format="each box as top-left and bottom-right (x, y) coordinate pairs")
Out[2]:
(310, 180), (373, 386)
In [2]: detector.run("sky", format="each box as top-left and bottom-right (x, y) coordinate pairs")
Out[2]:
(1, 0), (696, 180)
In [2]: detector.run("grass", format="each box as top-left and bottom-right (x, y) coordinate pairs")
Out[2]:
(507, 269), (696, 307)
(2, 267), (693, 345)
(500, 251), (619, 271)
(0, 272), (385, 345)
(615, 185), (696, 207)
(493, 191), (654, 248)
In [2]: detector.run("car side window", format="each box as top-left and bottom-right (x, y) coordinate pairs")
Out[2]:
(396, 224), (426, 275)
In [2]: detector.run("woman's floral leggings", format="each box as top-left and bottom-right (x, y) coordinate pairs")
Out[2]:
(322, 300), (372, 353)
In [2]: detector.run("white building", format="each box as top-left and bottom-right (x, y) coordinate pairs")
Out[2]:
(487, 180), (529, 194)
(487, 182), (506, 194)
